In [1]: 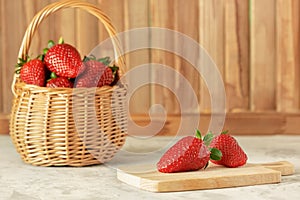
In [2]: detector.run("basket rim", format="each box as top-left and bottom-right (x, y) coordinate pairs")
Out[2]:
(14, 79), (127, 92)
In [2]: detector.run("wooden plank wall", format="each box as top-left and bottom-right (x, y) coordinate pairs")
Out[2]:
(0, 0), (300, 134)
(276, 0), (300, 112)
(225, 0), (249, 112)
(250, 0), (276, 111)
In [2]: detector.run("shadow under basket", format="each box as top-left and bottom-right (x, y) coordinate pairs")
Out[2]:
(9, 0), (128, 167)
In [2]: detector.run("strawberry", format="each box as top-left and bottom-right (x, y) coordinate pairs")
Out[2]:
(19, 59), (46, 87)
(97, 67), (114, 87)
(157, 130), (222, 173)
(44, 43), (84, 78)
(75, 57), (117, 88)
(210, 131), (247, 168)
(46, 77), (74, 88)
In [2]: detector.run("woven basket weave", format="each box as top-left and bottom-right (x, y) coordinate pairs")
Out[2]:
(9, 0), (127, 166)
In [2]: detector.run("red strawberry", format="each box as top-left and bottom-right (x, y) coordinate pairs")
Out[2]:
(157, 130), (222, 173)
(19, 59), (46, 87)
(46, 77), (74, 88)
(44, 43), (84, 78)
(97, 67), (114, 87)
(75, 59), (115, 88)
(210, 131), (247, 168)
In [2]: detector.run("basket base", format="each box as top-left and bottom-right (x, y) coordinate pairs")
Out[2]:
(21, 157), (102, 167)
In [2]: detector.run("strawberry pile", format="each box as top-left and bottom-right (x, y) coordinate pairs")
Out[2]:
(16, 38), (119, 88)
(157, 130), (247, 173)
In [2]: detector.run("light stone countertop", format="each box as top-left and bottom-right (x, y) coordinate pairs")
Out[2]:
(0, 134), (300, 200)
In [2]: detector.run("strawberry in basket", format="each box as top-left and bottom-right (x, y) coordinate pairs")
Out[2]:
(44, 38), (84, 79)
(75, 56), (119, 88)
(46, 72), (74, 88)
(17, 58), (46, 87)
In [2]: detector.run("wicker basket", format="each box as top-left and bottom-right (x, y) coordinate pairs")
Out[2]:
(9, 0), (127, 166)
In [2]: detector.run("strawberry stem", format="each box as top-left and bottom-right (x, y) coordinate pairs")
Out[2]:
(204, 162), (209, 169)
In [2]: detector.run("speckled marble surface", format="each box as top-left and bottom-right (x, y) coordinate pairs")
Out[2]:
(1, 135), (300, 200)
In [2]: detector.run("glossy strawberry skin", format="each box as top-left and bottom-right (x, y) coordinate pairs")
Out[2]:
(20, 59), (46, 87)
(210, 134), (247, 168)
(46, 77), (74, 88)
(97, 67), (114, 87)
(75, 60), (114, 88)
(157, 136), (210, 173)
(44, 44), (84, 78)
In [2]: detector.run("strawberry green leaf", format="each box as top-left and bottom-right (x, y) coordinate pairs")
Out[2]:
(50, 72), (57, 79)
(89, 55), (96, 60)
(48, 40), (55, 48)
(221, 130), (229, 134)
(109, 65), (119, 74)
(195, 129), (202, 139)
(83, 55), (97, 62)
(210, 147), (222, 161)
(83, 56), (90, 62)
(58, 37), (64, 44)
(15, 56), (30, 74)
(43, 48), (49, 55)
(36, 54), (43, 60)
(203, 131), (214, 146)
(98, 56), (111, 66)
(17, 55), (29, 64)
(15, 68), (21, 74)
(18, 57), (26, 63)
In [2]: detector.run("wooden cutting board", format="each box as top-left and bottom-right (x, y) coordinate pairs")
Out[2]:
(117, 161), (294, 192)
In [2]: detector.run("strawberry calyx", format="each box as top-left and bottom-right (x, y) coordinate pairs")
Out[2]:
(16, 38), (62, 74)
(203, 131), (214, 146)
(15, 55), (42, 74)
(204, 131), (222, 161)
(195, 130), (214, 146)
(58, 37), (64, 45)
(15, 56), (29, 74)
(195, 129), (202, 139)
(48, 72), (58, 81)
(83, 55), (120, 86)
(83, 55), (111, 66)
(195, 130), (222, 162)
(43, 40), (55, 55)
(83, 55), (119, 73)
(98, 56), (111, 66)
(109, 65), (120, 86)
(42, 37), (65, 59)
(48, 40), (55, 48)
(221, 130), (229, 134)
(109, 65), (119, 75)
(209, 147), (222, 161)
